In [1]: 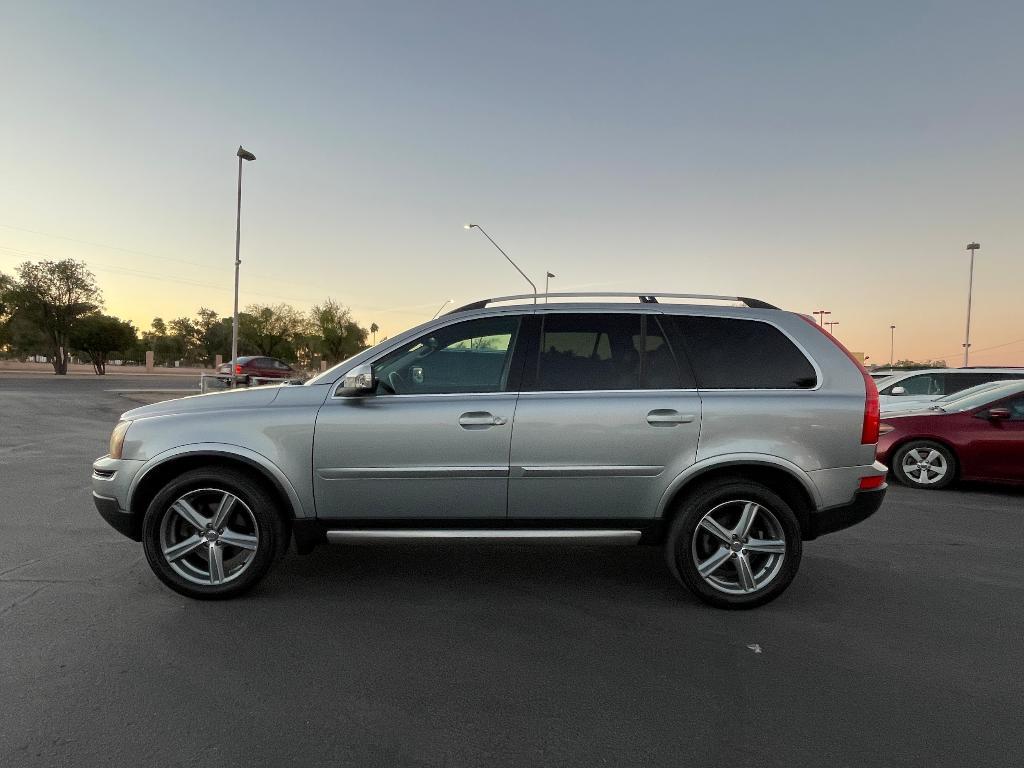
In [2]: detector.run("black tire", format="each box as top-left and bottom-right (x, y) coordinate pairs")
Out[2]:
(665, 480), (803, 609)
(142, 468), (285, 599)
(891, 440), (956, 490)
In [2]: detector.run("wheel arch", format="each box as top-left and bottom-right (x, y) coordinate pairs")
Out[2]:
(658, 457), (819, 539)
(128, 444), (306, 525)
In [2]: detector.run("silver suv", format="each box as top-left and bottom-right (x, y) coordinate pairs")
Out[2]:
(92, 293), (887, 608)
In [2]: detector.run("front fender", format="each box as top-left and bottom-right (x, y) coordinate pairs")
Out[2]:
(128, 442), (309, 519)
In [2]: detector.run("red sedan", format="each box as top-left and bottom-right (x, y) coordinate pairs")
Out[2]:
(877, 381), (1024, 489)
(217, 356), (295, 385)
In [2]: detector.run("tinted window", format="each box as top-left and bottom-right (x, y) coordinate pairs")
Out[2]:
(1004, 397), (1024, 421)
(884, 373), (944, 396)
(945, 373), (993, 394)
(531, 314), (690, 391)
(672, 316), (817, 389)
(372, 316), (520, 395)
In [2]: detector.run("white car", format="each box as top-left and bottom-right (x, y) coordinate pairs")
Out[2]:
(877, 368), (1024, 409)
(881, 378), (1024, 415)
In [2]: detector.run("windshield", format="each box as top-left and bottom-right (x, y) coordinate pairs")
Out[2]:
(941, 381), (1024, 412)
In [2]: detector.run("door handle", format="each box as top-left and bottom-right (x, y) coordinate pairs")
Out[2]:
(459, 412), (507, 428)
(646, 409), (694, 426)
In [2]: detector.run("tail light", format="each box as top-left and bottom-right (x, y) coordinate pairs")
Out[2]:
(800, 315), (879, 445)
(235, 364), (243, 374)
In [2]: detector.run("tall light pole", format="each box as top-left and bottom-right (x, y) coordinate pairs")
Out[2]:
(813, 309), (831, 326)
(431, 298), (453, 319)
(964, 242), (980, 366)
(889, 325), (896, 369)
(231, 145), (256, 387)
(545, 271), (555, 303)
(825, 321), (839, 334)
(464, 224), (536, 302)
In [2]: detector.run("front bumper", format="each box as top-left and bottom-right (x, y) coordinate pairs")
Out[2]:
(91, 455), (145, 541)
(93, 492), (141, 540)
(806, 486), (887, 540)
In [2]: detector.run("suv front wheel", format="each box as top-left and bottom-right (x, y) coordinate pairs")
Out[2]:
(666, 480), (802, 609)
(141, 468), (284, 599)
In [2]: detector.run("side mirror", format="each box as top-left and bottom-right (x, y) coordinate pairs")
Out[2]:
(890, 386), (907, 396)
(987, 407), (1011, 421)
(339, 363), (375, 396)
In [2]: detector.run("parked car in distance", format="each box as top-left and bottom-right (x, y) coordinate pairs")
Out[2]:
(92, 292), (887, 609)
(877, 367), (1024, 409)
(216, 356), (296, 385)
(881, 378), (1024, 415)
(877, 380), (1024, 489)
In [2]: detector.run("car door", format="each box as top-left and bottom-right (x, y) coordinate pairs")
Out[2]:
(508, 311), (701, 519)
(966, 396), (1024, 481)
(313, 314), (526, 519)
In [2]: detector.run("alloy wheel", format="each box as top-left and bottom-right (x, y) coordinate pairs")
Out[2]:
(900, 447), (948, 485)
(158, 488), (260, 586)
(691, 500), (787, 595)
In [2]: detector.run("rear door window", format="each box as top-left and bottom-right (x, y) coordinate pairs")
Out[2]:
(670, 316), (817, 389)
(529, 314), (691, 391)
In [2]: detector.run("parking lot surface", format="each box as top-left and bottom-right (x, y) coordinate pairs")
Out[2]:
(1, 373), (1022, 767)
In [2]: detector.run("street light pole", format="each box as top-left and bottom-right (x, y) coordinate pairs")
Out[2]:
(964, 242), (980, 366)
(889, 325), (896, 369)
(464, 224), (537, 302)
(813, 309), (831, 326)
(825, 321), (839, 334)
(231, 145), (256, 388)
(545, 272), (555, 303)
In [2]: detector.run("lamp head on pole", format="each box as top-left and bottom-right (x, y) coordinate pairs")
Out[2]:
(966, 242), (980, 252)
(464, 223), (476, 230)
(237, 146), (256, 162)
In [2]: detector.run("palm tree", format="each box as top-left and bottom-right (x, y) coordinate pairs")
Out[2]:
(370, 322), (379, 345)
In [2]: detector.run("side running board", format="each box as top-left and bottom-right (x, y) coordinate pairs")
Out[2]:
(325, 529), (642, 545)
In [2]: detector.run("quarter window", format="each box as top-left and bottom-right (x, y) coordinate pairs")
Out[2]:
(371, 316), (520, 395)
(672, 316), (817, 389)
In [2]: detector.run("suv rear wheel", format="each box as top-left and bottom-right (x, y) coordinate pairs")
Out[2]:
(666, 480), (802, 609)
(141, 468), (284, 599)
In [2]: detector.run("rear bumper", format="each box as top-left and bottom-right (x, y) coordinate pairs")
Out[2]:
(806, 486), (886, 540)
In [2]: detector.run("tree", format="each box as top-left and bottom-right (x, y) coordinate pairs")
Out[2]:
(240, 303), (309, 359)
(370, 322), (379, 345)
(310, 299), (369, 364)
(70, 314), (138, 374)
(5, 260), (102, 374)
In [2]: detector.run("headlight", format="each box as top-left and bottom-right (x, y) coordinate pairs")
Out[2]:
(109, 421), (132, 459)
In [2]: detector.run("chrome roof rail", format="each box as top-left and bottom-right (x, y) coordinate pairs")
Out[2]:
(448, 292), (778, 314)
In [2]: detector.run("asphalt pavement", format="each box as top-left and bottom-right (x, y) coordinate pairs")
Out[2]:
(1, 373), (1022, 767)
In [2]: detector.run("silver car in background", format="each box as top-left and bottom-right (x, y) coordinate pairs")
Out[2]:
(92, 292), (887, 608)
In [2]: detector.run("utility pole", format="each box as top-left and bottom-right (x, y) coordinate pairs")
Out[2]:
(889, 325), (896, 369)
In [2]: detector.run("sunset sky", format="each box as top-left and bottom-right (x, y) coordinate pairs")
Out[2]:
(2, 1), (1022, 365)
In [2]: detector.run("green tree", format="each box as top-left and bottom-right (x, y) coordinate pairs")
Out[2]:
(310, 299), (368, 365)
(370, 322), (379, 345)
(70, 314), (138, 375)
(5, 260), (102, 374)
(240, 303), (309, 359)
